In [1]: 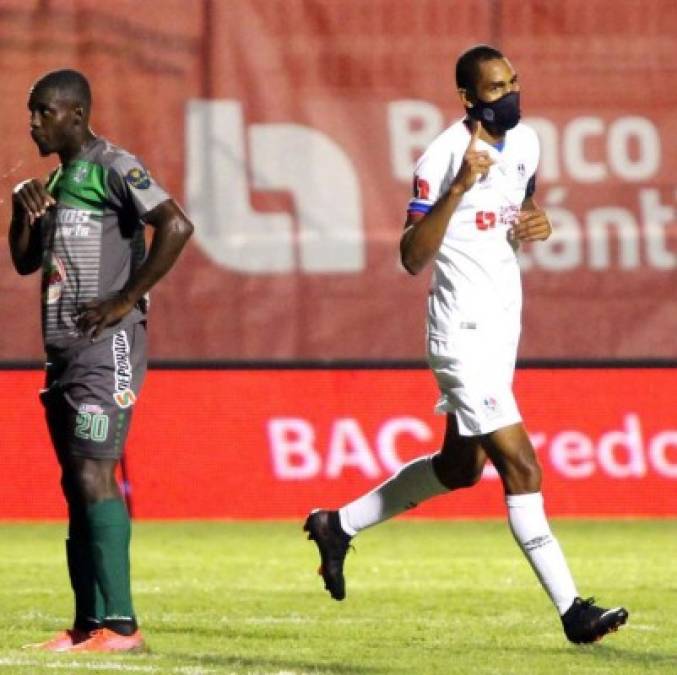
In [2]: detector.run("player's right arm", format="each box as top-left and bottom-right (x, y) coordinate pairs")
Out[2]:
(400, 120), (493, 275)
(8, 179), (54, 275)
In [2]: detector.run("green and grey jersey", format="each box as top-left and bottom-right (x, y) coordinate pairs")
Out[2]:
(40, 137), (169, 351)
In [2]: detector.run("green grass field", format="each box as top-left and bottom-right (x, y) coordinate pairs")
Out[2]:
(0, 520), (675, 674)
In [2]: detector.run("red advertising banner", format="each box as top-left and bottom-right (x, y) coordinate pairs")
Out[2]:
(2, 368), (675, 520)
(1, 1), (677, 361)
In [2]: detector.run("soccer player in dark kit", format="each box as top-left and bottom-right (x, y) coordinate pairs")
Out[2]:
(9, 69), (194, 653)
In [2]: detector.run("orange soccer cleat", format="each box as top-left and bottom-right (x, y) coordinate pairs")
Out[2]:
(69, 627), (146, 653)
(23, 628), (91, 651)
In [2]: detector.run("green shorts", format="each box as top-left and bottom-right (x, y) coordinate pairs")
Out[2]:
(40, 322), (147, 460)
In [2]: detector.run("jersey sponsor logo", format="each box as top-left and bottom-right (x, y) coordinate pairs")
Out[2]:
(125, 166), (151, 190)
(56, 209), (91, 226)
(499, 205), (519, 226)
(42, 254), (66, 305)
(112, 330), (136, 408)
(56, 208), (92, 237)
(475, 211), (496, 230)
(114, 389), (137, 408)
(60, 224), (91, 238)
(475, 207), (519, 230)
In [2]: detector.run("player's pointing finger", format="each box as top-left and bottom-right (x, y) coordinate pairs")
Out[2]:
(469, 119), (482, 149)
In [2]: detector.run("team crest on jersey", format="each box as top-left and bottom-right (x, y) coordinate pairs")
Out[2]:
(125, 167), (151, 190)
(42, 254), (66, 305)
(112, 330), (136, 408)
(482, 395), (502, 419)
(517, 162), (526, 178)
(72, 165), (89, 184)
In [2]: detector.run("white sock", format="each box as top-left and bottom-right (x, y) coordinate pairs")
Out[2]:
(506, 492), (578, 615)
(338, 454), (448, 536)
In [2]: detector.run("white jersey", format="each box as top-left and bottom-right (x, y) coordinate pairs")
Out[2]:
(408, 118), (540, 342)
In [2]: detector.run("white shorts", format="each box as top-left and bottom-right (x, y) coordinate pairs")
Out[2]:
(427, 323), (522, 437)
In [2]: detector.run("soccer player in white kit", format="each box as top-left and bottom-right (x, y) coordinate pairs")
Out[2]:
(305, 44), (628, 644)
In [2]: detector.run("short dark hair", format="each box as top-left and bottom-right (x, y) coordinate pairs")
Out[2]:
(32, 69), (92, 112)
(455, 44), (504, 93)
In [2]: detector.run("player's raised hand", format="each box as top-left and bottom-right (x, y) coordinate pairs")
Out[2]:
(509, 208), (553, 242)
(451, 120), (494, 193)
(12, 178), (55, 225)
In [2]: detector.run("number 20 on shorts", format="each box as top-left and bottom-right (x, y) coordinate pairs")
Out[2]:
(74, 411), (110, 442)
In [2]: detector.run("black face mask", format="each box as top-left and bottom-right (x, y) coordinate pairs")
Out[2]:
(468, 91), (521, 132)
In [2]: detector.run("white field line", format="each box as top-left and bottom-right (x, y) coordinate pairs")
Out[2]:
(0, 657), (217, 674)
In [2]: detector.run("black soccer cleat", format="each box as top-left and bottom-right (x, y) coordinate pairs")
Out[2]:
(304, 509), (352, 601)
(561, 597), (629, 644)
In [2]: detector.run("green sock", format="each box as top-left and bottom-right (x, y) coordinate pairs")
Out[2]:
(86, 498), (135, 621)
(66, 512), (105, 630)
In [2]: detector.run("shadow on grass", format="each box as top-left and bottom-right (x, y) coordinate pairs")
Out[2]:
(173, 651), (390, 673)
(491, 643), (677, 668)
(574, 644), (677, 667)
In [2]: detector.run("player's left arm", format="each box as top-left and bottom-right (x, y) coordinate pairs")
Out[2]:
(510, 175), (552, 242)
(77, 199), (194, 338)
